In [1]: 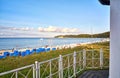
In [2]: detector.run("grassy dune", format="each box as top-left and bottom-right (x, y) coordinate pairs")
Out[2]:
(0, 41), (109, 73)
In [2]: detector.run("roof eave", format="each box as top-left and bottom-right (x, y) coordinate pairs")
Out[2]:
(99, 0), (110, 5)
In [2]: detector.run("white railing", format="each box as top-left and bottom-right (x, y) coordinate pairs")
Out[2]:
(0, 48), (109, 78)
(0, 64), (35, 78)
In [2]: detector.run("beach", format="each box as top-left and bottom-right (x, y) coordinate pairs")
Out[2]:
(0, 38), (109, 55)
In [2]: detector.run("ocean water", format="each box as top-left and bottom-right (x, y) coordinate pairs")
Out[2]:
(0, 38), (105, 50)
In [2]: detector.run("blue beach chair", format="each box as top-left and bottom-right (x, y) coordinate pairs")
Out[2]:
(0, 55), (5, 59)
(4, 52), (10, 57)
(30, 49), (36, 54)
(21, 51), (26, 57)
(9, 52), (14, 56)
(26, 50), (31, 55)
(36, 48), (44, 53)
(42, 48), (45, 52)
(39, 48), (43, 52)
(52, 48), (56, 51)
(19, 51), (21, 56)
(9, 50), (21, 56)
(13, 50), (19, 56)
(36, 49), (41, 53)
(0, 51), (9, 59)
(45, 48), (50, 52)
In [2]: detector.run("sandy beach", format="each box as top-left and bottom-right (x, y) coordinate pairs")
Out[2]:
(0, 38), (109, 55)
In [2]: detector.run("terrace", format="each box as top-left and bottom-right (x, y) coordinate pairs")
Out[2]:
(0, 0), (120, 78)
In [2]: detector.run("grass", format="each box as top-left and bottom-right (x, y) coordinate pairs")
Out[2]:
(0, 41), (109, 77)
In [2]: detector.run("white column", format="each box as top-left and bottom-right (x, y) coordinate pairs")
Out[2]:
(110, 0), (120, 78)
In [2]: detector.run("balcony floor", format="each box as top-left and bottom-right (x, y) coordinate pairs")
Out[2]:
(77, 70), (109, 78)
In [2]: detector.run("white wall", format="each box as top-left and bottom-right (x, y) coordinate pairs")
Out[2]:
(110, 0), (120, 78)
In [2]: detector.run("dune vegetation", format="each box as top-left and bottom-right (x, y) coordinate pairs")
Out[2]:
(55, 31), (110, 38)
(0, 41), (109, 74)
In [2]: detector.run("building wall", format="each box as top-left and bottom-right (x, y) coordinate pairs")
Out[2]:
(110, 0), (120, 78)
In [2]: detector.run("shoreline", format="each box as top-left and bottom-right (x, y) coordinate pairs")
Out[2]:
(0, 38), (109, 55)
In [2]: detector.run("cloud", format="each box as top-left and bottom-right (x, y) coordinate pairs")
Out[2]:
(0, 26), (80, 38)
(0, 26), (34, 31)
(38, 27), (44, 32)
(38, 26), (59, 32)
(0, 26), (79, 33)
(0, 33), (4, 35)
(11, 27), (34, 31)
(38, 26), (79, 33)
(0, 26), (13, 30)
(44, 26), (58, 32)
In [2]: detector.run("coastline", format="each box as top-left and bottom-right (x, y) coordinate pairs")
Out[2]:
(0, 38), (109, 55)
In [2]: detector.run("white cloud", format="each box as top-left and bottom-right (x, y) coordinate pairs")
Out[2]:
(11, 27), (34, 31)
(0, 33), (4, 35)
(0, 26), (80, 37)
(38, 26), (79, 33)
(38, 27), (44, 32)
(70, 28), (78, 32)
(0, 26), (79, 33)
(0, 26), (34, 31)
(44, 26), (58, 32)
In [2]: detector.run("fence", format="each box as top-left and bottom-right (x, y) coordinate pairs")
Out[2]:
(0, 48), (109, 78)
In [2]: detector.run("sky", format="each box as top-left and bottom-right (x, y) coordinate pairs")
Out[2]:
(0, 0), (110, 38)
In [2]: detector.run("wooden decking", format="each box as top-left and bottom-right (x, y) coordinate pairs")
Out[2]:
(77, 70), (109, 78)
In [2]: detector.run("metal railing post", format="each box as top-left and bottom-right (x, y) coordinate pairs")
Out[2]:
(49, 60), (52, 78)
(92, 50), (94, 68)
(15, 71), (18, 78)
(100, 48), (103, 69)
(35, 61), (39, 78)
(59, 55), (63, 78)
(73, 51), (76, 77)
(68, 55), (70, 78)
(83, 49), (86, 69)
(33, 65), (35, 78)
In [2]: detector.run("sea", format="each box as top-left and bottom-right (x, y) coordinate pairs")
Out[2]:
(0, 38), (105, 50)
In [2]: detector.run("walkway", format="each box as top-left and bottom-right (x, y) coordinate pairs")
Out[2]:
(78, 70), (109, 78)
